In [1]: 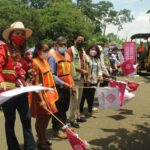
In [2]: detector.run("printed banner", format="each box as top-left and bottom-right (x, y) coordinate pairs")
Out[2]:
(97, 87), (120, 109)
(123, 42), (136, 64)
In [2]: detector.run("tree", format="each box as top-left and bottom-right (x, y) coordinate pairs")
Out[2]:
(107, 33), (123, 45)
(147, 10), (150, 14)
(0, 0), (94, 46)
(15, 0), (72, 8)
(0, 0), (41, 45)
(75, 0), (134, 35)
(39, 2), (94, 45)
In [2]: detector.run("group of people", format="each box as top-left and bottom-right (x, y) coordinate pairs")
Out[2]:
(0, 21), (125, 150)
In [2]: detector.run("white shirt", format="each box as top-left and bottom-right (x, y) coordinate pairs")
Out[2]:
(90, 58), (102, 84)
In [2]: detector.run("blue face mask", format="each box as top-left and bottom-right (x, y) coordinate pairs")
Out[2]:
(58, 47), (67, 53)
(104, 48), (109, 53)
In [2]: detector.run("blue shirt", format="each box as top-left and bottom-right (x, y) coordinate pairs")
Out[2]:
(48, 55), (65, 86)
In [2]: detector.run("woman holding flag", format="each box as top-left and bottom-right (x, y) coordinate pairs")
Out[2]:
(80, 44), (103, 117)
(30, 41), (59, 150)
(0, 22), (37, 150)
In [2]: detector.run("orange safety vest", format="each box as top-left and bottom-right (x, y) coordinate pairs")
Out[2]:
(50, 51), (74, 86)
(33, 58), (59, 113)
(0, 44), (19, 90)
(139, 45), (145, 52)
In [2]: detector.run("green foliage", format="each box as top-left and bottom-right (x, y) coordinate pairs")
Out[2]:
(39, 2), (94, 46)
(107, 33), (123, 45)
(147, 10), (150, 14)
(76, 0), (134, 35)
(0, 0), (41, 46)
(0, 0), (133, 47)
(0, 0), (94, 46)
(87, 33), (108, 45)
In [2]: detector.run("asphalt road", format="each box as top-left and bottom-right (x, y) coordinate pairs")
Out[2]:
(0, 75), (150, 150)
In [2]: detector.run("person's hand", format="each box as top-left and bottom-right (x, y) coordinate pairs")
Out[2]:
(0, 82), (7, 90)
(98, 75), (103, 83)
(88, 75), (93, 81)
(109, 67), (113, 74)
(63, 83), (71, 89)
(81, 69), (88, 75)
(71, 86), (76, 96)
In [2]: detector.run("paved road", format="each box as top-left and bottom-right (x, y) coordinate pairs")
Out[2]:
(0, 75), (150, 150)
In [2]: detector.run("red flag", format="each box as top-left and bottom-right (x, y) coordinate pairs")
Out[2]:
(126, 80), (140, 92)
(120, 59), (135, 76)
(109, 80), (126, 106)
(65, 128), (88, 150)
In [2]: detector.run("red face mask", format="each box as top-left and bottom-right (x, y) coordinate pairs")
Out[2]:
(11, 35), (25, 46)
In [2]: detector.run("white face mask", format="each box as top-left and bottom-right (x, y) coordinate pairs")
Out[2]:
(40, 52), (48, 58)
(58, 47), (67, 53)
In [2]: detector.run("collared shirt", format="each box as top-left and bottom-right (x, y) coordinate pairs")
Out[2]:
(48, 54), (65, 86)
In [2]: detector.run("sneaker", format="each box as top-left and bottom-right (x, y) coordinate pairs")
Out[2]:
(55, 130), (67, 139)
(70, 120), (80, 128)
(77, 117), (86, 123)
(80, 113), (86, 118)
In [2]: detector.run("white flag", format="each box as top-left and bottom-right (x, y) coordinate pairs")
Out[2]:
(97, 87), (120, 109)
(0, 85), (53, 105)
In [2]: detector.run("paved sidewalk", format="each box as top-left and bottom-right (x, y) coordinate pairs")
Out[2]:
(0, 76), (150, 150)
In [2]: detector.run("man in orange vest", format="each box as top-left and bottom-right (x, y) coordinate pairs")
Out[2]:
(138, 42), (147, 69)
(48, 36), (75, 139)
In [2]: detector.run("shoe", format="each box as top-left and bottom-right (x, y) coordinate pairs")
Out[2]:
(86, 112), (97, 118)
(70, 120), (80, 128)
(62, 126), (75, 132)
(80, 113), (86, 118)
(55, 130), (67, 139)
(77, 117), (86, 123)
(92, 107), (99, 113)
(46, 140), (52, 146)
(38, 143), (52, 150)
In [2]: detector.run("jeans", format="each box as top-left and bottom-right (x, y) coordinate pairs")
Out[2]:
(2, 93), (37, 150)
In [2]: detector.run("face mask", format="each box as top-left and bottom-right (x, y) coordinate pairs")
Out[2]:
(58, 47), (67, 53)
(76, 42), (83, 50)
(40, 52), (48, 59)
(11, 35), (25, 46)
(89, 50), (97, 57)
(104, 48), (109, 53)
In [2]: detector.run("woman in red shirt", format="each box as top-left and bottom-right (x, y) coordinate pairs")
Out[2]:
(0, 22), (37, 150)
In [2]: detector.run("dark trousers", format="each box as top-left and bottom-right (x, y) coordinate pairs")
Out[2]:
(2, 93), (37, 150)
(52, 87), (70, 131)
(80, 83), (96, 113)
